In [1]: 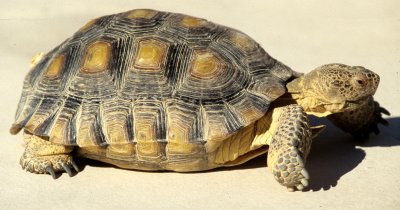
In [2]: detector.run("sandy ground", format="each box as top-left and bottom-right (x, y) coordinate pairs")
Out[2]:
(1, 0), (399, 209)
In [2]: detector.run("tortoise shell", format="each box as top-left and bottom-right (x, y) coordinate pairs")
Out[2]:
(11, 9), (295, 156)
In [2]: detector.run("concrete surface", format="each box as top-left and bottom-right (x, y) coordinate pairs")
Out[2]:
(1, 0), (399, 209)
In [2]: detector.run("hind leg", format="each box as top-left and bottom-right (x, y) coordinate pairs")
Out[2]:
(20, 132), (79, 178)
(267, 104), (312, 191)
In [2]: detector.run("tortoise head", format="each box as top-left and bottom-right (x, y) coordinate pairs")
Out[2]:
(287, 63), (380, 116)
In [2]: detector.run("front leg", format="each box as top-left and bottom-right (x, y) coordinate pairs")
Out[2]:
(328, 97), (389, 140)
(20, 131), (79, 178)
(267, 104), (312, 191)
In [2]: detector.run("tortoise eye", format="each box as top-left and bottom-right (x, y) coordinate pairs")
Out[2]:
(351, 74), (368, 88)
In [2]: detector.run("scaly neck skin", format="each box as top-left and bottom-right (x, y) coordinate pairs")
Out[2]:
(281, 77), (345, 117)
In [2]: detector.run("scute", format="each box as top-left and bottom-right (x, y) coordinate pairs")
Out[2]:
(11, 9), (295, 149)
(81, 41), (112, 73)
(124, 9), (159, 20)
(133, 38), (169, 71)
(44, 55), (65, 78)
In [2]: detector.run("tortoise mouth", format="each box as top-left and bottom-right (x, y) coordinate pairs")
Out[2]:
(307, 96), (369, 116)
(343, 96), (370, 111)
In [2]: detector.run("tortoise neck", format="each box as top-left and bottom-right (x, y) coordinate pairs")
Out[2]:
(281, 77), (335, 117)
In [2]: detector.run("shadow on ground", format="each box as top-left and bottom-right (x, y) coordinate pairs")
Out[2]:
(75, 117), (400, 191)
(305, 116), (400, 191)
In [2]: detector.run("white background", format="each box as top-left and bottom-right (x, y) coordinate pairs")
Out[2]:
(1, 0), (399, 209)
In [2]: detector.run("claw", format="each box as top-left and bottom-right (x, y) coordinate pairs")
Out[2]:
(20, 157), (28, 169)
(379, 107), (390, 116)
(287, 187), (295, 192)
(46, 166), (56, 179)
(61, 163), (73, 177)
(301, 178), (309, 187)
(301, 169), (309, 179)
(296, 155), (304, 167)
(296, 184), (304, 191)
(71, 161), (79, 172)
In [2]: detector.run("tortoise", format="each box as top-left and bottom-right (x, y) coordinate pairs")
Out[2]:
(10, 9), (388, 191)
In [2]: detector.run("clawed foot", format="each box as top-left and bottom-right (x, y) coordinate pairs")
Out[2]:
(272, 148), (309, 191)
(352, 101), (390, 140)
(20, 154), (79, 178)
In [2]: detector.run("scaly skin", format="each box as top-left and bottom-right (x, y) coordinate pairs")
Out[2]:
(20, 132), (78, 178)
(267, 104), (311, 191)
(328, 97), (389, 140)
(286, 63), (387, 139)
(264, 63), (387, 191)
